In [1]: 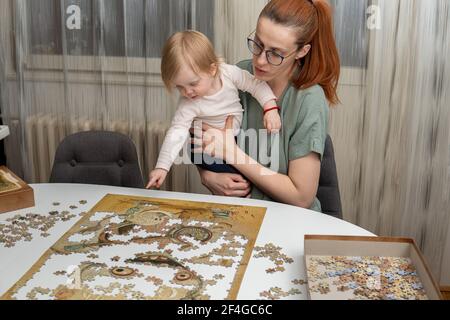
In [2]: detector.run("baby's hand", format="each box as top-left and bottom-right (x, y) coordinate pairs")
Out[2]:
(263, 108), (281, 134)
(146, 168), (168, 189)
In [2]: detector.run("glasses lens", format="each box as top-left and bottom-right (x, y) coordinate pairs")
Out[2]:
(247, 39), (262, 55)
(267, 51), (283, 66)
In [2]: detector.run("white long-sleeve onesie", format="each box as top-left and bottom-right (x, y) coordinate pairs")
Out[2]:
(155, 63), (276, 171)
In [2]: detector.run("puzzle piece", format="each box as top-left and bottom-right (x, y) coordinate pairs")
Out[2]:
(252, 243), (294, 274)
(306, 255), (428, 300)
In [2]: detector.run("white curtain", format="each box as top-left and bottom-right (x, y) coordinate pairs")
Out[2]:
(330, 0), (450, 280)
(364, 0), (450, 279)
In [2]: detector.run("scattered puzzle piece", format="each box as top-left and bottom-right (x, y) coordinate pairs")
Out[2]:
(259, 286), (302, 300)
(253, 243), (294, 274)
(0, 209), (78, 248)
(306, 255), (428, 300)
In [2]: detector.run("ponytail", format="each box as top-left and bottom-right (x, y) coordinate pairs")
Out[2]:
(260, 0), (340, 105)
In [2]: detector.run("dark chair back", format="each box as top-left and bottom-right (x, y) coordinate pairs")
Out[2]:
(50, 131), (144, 188)
(317, 135), (343, 219)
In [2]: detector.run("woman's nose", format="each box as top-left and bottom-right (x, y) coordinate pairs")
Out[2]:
(256, 51), (268, 65)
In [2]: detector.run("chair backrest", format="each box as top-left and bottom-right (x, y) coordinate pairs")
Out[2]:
(49, 131), (144, 188)
(317, 135), (343, 219)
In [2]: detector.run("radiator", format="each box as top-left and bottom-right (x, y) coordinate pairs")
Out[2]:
(23, 114), (208, 194)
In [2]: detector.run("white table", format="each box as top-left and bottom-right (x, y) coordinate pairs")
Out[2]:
(0, 183), (374, 299)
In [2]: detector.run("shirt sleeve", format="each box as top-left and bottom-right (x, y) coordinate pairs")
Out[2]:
(223, 64), (276, 107)
(288, 91), (328, 162)
(155, 100), (198, 171)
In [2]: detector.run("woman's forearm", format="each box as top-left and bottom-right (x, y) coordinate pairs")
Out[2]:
(231, 148), (314, 208)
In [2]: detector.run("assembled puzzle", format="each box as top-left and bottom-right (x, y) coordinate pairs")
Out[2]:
(2, 194), (266, 300)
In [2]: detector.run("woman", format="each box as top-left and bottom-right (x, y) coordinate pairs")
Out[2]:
(194, 0), (340, 212)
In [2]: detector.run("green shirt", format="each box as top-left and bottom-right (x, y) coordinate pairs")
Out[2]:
(236, 60), (329, 212)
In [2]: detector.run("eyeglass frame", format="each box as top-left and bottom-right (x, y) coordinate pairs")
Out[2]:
(246, 30), (300, 66)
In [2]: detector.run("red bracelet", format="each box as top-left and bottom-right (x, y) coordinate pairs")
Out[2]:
(263, 106), (281, 115)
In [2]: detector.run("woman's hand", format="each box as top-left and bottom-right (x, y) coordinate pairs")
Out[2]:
(198, 168), (252, 197)
(192, 116), (252, 197)
(191, 116), (237, 164)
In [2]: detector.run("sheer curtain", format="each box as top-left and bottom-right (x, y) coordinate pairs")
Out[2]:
(358, 0), (450, 280)
(2, 0), (215, 190)
(329, 0), (450, 280)
(1, 0), (449, 280)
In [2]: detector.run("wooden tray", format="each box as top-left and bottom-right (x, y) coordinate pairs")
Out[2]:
(0, 166), (35, 214)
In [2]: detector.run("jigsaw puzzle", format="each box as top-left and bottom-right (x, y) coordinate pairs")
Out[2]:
(2, 194), (266, 300)
(259, 286), (302, 300)
(306, 255), (428, 300)
(252, 243), (294, 274)
(0, 201), (89, 248)
(252, 243), (305, 300)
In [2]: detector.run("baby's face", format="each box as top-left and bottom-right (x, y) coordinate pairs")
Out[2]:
(172, 65), (218, 100)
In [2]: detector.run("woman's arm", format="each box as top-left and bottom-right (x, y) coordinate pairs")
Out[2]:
(196, 167), (252, 197)
(193, 116), (320, 208)
(233, 148), (320, 208)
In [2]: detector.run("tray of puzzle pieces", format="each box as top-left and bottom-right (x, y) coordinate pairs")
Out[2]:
(304, 235), (442, 300)
(0, 166), (35, 214)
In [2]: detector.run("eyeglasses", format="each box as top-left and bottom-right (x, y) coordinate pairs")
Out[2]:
(246, 30), (298, 66)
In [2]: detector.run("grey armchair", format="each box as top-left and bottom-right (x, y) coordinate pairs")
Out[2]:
(317, 135), (343, 219)
(49, 131), (144, 188)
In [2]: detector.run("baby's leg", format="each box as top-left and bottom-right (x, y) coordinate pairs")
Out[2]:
(200, 161), (239, 174)
(188, 132), (239, 174)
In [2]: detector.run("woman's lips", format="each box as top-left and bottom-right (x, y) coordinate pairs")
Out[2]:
(255, 67), (268, 75)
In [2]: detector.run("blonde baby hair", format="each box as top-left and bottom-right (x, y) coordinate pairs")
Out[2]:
(161, 30), (221, 91)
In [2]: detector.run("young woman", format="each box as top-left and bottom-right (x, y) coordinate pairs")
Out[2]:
(194, 0), (340, 212)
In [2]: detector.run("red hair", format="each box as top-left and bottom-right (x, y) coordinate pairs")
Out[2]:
(260, 0), (340, 105)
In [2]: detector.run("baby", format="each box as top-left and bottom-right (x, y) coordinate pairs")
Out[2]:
(146, 30), (281, 189)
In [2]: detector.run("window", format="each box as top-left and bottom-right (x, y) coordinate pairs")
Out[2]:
(26, 0), (214, 58)
(330, 0), (369, 68)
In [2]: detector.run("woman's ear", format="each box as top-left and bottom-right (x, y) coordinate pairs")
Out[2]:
(296, 44), (312, 59)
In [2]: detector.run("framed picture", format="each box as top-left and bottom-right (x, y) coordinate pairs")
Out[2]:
(0, 166), (35, 214)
